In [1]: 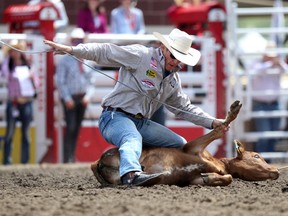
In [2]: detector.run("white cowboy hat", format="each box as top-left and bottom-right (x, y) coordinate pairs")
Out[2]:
(153, 28), (201, 66)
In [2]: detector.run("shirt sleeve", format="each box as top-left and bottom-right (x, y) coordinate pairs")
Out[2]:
(72, 43), (143, 70)
(165, 75), (215, 129)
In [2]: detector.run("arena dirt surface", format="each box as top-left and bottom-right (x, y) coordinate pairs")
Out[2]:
(1, 163), (288, 216)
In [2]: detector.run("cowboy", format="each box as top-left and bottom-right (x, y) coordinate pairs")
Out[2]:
(44, 28), (228, 186)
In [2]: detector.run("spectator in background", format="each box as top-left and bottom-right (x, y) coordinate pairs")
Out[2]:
(55, 28), (93, 163)
(250, 41), (288, 154)
(77, 0), (108, 33)
(110, 0), (145, 34)
(1, 40), (38, 165)
(27, 0), (69, 32)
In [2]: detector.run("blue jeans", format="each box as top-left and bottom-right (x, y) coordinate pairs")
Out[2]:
(99, 110), (186, 177)
(253, 100), (280, 152)
(3, 101), (33, 164)
(150, 105), (166, 126)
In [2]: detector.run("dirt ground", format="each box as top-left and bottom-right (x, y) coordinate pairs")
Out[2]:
(1, 163), (288, 216)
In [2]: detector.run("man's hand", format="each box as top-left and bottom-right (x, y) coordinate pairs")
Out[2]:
(43, 39), (73, 55)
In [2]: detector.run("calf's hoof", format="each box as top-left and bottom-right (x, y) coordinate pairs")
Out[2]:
(201, 173), (233, 186)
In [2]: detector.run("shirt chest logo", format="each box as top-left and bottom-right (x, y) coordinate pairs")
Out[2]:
(146, 69), (157, 78)
(141, 79), (155, 88)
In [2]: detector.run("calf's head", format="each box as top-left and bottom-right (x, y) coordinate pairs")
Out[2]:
(228, 140), (279, 181)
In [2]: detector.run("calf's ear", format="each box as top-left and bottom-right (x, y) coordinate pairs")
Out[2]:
(234, 139), (245, 159)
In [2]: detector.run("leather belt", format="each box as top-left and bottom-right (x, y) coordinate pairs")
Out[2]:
(103, 106), (144, 119)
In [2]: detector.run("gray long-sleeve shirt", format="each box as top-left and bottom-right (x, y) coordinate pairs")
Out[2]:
(72, 43), (215, 129)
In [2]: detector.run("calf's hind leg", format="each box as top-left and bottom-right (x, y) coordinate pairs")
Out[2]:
(191, 173), (233, 186)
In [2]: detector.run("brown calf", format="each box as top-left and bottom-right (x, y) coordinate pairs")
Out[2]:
(91, 101), (279, 186)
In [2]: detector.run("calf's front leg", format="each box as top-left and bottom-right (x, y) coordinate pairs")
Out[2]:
(183, 126), (223, 155)
(183, 100), (242, 155)
(191, 173), (233, 186)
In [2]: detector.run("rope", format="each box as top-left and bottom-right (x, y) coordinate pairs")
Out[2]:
(0, 40), (51, 54)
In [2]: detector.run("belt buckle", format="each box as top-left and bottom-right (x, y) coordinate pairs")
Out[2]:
(134, 113), (143, 119)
